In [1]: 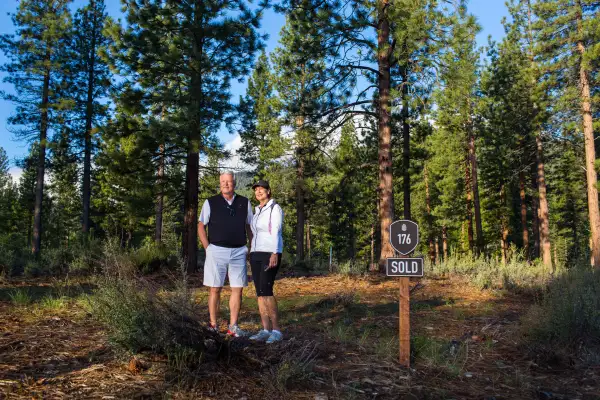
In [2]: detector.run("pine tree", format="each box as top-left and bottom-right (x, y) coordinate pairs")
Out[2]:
(277, 0), (452, 266)
(69, 0), (111, 236)
(104, 0), (265, 271)
(479, 2), (540, 261)
(0, 148), (18, 238)
(272, 2), (330, 262)
(238, 51), (286, 180)
(47, 130), (80, 248)
(534, 0), (600, 267)
(0, 0), (73, 256)
(430, 6), (483, 255)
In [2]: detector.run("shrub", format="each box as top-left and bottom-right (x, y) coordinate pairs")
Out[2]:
(89, 258), (208, 359)
(335, 260), (367, 275)
(133, 240), (175, 274)
(522, 266), (600, 363)
(41, 247), (73, 275)
(269, 341), (318, 392)
(428, 251), (550, 291)
(0, 233), (29, 276)
(24, 259), (42, 277)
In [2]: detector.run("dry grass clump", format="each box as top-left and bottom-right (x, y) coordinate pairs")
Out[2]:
(522, 266), (600, 366)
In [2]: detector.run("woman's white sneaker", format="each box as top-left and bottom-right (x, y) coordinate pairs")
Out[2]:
(249, 329), (271, 341)
(266, 330), (283, 344)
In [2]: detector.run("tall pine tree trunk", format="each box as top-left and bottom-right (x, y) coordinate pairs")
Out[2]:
(442, 225), (448, 260)
(183, 137), (199, 272)
(182, 16), (202, 273)
(82, 1), (98, 236)
(425, 165), (435, 264)
(306, 218), (311, 260)
(468, 118), (483, 254)
(577, 39), (600, 268)
(531, 172), (540, 259)
(377, 0), (395, 267)
(32, 66), (50, 257)
(155, 142), (165, 243)
(520, 170), (529, 259)
(528, 0), (551, 268)
(536, 135), (552, 268)
(401, 67), (410, 220)
(295, 116), (305, 262)
(500, 184), (509, 265)
(465, 156), (474, 252)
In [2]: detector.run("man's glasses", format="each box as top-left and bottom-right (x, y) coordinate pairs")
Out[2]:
(226, 204), (236, 217)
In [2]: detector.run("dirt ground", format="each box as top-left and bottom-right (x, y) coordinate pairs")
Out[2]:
(0, 273), (598, 399)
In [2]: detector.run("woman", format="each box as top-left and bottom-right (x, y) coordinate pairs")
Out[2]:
(248, 180), (284, 343)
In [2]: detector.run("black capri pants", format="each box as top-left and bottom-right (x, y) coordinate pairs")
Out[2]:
(250, 252), (281, 297)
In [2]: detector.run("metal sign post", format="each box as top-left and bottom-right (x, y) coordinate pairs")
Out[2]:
(388, 220), (422, 367)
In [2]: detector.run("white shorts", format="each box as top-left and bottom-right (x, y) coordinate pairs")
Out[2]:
(203, 244), (248, 288)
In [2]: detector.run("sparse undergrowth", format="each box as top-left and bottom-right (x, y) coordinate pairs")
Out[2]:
(429, 252), (552, 291)
(522, 266), (600, 365)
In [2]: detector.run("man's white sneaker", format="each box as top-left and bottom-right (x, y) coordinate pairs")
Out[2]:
(249, 329), (271, 341)
(266, 330), (283, 344)
(227, 324), (248, 338)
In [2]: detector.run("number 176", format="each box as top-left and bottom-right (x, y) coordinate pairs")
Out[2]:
(397, 234), (411, 244)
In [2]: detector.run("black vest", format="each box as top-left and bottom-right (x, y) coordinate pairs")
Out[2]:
(207, 194), (249, 248)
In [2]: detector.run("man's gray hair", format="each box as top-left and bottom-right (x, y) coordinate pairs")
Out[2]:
(220, 170), (236, 184)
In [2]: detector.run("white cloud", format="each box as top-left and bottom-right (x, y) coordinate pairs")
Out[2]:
(221, 134), (250, 172)
(8, 166), (22, 182)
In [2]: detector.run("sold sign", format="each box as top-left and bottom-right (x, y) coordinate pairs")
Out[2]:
(386, 219), (423, 368)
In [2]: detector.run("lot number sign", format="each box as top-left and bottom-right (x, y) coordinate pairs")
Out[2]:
(387, 219), (423, 368)
(389, 220), (419, 255)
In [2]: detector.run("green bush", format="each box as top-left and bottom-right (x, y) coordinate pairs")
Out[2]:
(133, 240), (176, 274)
(335, 260), (367, 275)
(24, 259), (42, 277)
(89, 259), (206, 358)
(429, 251), (550, 291)
(41, 247), (73, 275)
(523, 267), (600, 359)
(0, 233), (29, 276)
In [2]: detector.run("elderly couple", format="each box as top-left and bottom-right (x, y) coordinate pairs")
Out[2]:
(198, 171), (284, 343)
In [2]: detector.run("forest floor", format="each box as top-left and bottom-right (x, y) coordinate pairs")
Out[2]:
(0, 272), (599, 399)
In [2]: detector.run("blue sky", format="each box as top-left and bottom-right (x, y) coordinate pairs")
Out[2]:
(0, 0), (509, 175)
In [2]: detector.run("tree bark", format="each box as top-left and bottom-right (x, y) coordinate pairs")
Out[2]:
(82, 0), (98, 236)
(501, 184), (509, 265)
(155, 142), (165, 243)
(536, 135), (552, 269)
(442, 225), (448, 260)
(182, 138), (199, 272)
(32, 65), (50, 257)
(377, 0), (395, 267)
(531, 165), (540, 258)
(527, 0), (551, 268)
(468, 120), (483, 254)
(182, 7), (202, 272)
(306, 218), (311, 260)
(520, 170), (529, 259)
(577, 38), (600, 268)
(435, 237), (440, 264)
(425, 164), (435, 264)
(370, 224), (375, 270)
(295, 116), (305, 262)
(401, 67), (411, 220)
(465, 156), (474, 252)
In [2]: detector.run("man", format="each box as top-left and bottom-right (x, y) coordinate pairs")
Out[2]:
(198, 171), (253, 337)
